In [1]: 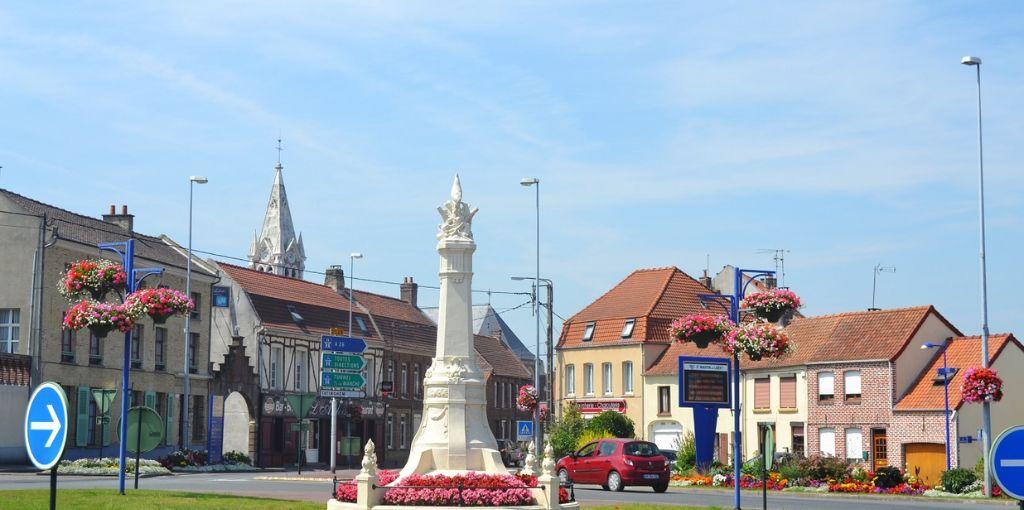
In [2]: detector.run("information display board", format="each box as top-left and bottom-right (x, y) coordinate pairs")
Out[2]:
(678, 356), (731, 408)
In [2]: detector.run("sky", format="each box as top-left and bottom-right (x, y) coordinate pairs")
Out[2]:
(1, 2), (1023, 356)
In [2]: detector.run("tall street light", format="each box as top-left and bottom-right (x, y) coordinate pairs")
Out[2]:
(512, 276), (553, 426)
(182, 175), (207, 448)
(962, 54), (992, 495)
(520, 177), (542, 456)
(922, 340), (954, 470)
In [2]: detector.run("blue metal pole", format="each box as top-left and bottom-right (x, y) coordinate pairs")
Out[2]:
(943, 345), (950, 470)
(117, 239), (135, 495)
(731, 269), (741, 510)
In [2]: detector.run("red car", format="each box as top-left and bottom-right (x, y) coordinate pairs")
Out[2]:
(556, 438), (670, 493)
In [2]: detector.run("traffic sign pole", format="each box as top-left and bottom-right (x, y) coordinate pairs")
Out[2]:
(24, 382), (69, 510)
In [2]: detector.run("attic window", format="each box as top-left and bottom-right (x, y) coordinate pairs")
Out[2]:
(932, 367), (958, 385)
(582, 322), (596, 342)
(287, 304), (304, 324)
(621, 319), (636, 339)
(355, 316), (369, 335)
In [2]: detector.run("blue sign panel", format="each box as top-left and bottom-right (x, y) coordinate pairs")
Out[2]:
(678, 356), (732, 408)
(321, 336), (367, 353)
(992, 426), (1024, 500)
(959, 435), (975, 444)
(23, 382), (69, 470)
(516, 420), (534, 441)
(207, 417), (224, 464)
(212, 286), (230, 308)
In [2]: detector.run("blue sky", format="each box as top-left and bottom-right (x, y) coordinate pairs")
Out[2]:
(2, 2), (1023, 353)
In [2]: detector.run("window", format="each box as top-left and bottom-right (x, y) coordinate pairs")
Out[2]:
(792, 424), (805, 457)
(188, 333), (199, 372)
(844, 370), (861, 403)
(355, 316), (369, 336)
(582, 322), (595, 342)
(154, 393), (167, 445)
(780, 375), (797, 409)
(500, 419), (508, 440)
(61, 319), (75, 363)
(413, 364), (421, 398)
(154, 327), (166, 370)
(845, 428), (863, 460)
(400, 415), (408, 448)
(583, 364), (594, 395)
(507, 383), (513, 409)
(401, 363), (408, 397)
(89, 333), (102, 365)
(621, 319), (635, 339)
(818, 372), (835, 402)
(819, 427), (835, 457)
(565, 365), (576, 396)
(270, 346), (283, 390)
(494, 382), (499, 407)
(622, 361), (634, 394)
(0, 309), (19, 354)
(387, 361), (394, 390)
(386, 415), (394, 449)
(602, 363), (613, 395)
(754, 378), (770, 410)
(191, 395), (205, 441)
(130, 325), (143, 369)
(190, 292), (201, 320)
(658, 386), (670, 415)
(295, 350), (307, 392)
(598, 442), (617, 456)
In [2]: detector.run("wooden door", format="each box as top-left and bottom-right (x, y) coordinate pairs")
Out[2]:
(905, 443), (945, 486)
(871, 430), (887, 471)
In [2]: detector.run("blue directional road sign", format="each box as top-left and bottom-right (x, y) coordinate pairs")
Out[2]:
(24, 382), (69, 470)
(992, 426), (1024, 500)
(321, 335), (367, 353)
(516, 420), (534, 441)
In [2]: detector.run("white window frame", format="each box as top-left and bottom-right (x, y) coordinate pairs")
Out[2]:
(413, 364), (421, 398)
(845, 428), (863, 460)
(386, 414), (395, 449)
(0, 309), (20, 354)
(844, 370), (862, 399)
(584, 363), (594, 396)
(621, 318), (635, 339)
(565, 364), (576, 396)
(295, 349), (306, 392)
(622, 361), (634, 394)
(401, 363), (408, 397)
(818, 372), (835, 399)
(270, 346), (283, 390)
(602, 362), (613, 395)
(819, 427), (836, 457)
(400, 415), (408, 449)
(582, 322), (595, 341)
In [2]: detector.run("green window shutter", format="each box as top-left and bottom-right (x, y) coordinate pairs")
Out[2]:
(75, 387), (90, 447)
(165, 394), (174, 446)
(144, 391), (156, 409)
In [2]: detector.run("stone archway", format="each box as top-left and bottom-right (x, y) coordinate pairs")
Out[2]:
(223, 391), (252, 457)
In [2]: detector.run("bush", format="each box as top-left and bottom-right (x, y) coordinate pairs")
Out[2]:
(940, 468), (978, 494)
(851, 466), (869, 483)
(796, 456), (850, 481)
(222, 451), (252, 465)
(575, 429), (613, 451)
(873, 466), (903, 489)
(675, 431), (696, 474)
(585, 411), (635, 438)
(778, 463), (805, 483)
(741, 456), (765, 478)
(549, 405), (585, 458)
(158, 448), (208, 469)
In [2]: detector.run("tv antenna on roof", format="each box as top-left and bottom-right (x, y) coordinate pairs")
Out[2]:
(757, 249), (790, 287)
(871, 264), (896, 310)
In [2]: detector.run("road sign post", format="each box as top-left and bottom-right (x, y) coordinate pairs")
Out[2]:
(25, 382), (69, 510)
(321, 334), (367, 471)
(992, 426), (1024, 503)
(677, 356), (731, 471)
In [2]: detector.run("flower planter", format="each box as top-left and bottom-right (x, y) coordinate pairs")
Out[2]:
(690, 330), (721, 349)
(722, 322), (792, 361)
(741, 289), (801, 323)
(150, 313), (171, 324)
(58, 259), (128, 300)
(670, 314), (732, 348)
(124, 288), (194, 325)
(89, 324), (114, 338)
(961, 367), (1003, 403)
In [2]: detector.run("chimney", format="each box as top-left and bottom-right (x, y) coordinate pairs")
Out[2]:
(400, 276), (418, 307)
(324, 265), (345, 293)
(698, 270), (713, 290)
(102, 204), (134, 232)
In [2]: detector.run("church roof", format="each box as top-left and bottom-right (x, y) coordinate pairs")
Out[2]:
(249, 162), (305, 273)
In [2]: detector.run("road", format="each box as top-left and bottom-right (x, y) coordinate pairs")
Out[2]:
(0, 471), (1014, 509)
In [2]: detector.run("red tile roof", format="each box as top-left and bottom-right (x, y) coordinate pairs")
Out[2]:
(475, 334), (532, 379)
(559, 267), (714, 348)
(645, 340), (729, 376)
(896, 334), (1018, 411)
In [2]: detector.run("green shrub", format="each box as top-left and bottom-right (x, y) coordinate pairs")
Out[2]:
(585, 411), (635, 438)
(575, 429), (614, 450)
(795, 455), (850, 481)
(873, 466), (903, 489)
(674, 431), (696, 473)
(940, 468), (978, 494)
(778, 463), (805, 482)
(222, 451), (252, 465)
(549, 404), (585, 457)
(851, 466), (869, 483)
(741, 456), (765, 478)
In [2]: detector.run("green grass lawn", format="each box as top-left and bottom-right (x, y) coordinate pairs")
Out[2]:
(0, 489), (325, 510)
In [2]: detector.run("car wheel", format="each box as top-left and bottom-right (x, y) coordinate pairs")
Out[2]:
(607, 471), (624, 492)
(558, 468), (570, 484)
(653, 482), (668, 493)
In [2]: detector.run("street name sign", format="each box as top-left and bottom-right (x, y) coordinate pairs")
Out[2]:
(321, 336), (366, 353)
(322, 371), (366, 389)
(516, 420), (534, 441)
(24, 382), (69, 470)
(322, 353), (366, 372)
(992, 425), (1024, 500)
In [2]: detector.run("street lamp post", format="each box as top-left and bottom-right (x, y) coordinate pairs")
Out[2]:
(182, 175), (207, 450)
(330, 252), (362, 472)
(962, 54), (992, 495)
(520, 177), (542, 456)
(922, 340), (953, 470)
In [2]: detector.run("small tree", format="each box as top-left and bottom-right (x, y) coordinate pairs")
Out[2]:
(585, 411), (635, 438)
(549, 404), (585, 457)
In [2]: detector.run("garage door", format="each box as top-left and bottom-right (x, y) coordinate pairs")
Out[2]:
(905, 443), (945, 486)
(651, 423), (683, 450)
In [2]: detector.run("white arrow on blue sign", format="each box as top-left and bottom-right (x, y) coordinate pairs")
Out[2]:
(24, 382), (69, 470)
(321, 335), (367, 353)
(992, 425), (1024, 500)
(516, 420), (534, 441)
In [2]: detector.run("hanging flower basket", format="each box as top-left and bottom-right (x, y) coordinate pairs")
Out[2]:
(63, 301), (137, 339)
(740, 289), (801, 322)
(124, 288), (194, 324)
(670, 314), (733, 348)
(58, 259), (127, 301)
(961, 367), (1003, 404)
(516, 385), (539, 413)
(722, 322), (792, 362)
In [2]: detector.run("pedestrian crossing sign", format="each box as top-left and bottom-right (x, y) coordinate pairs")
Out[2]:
(516, 420), (534, 441)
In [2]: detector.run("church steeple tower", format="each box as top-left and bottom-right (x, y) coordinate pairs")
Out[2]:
(249, 143), (306, 278)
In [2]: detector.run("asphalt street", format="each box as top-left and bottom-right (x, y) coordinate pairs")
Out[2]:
(0, 471), (1014, 509)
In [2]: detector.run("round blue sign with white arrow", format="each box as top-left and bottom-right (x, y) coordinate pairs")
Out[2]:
(992, 425), (1024, 500)
(23, 382), (69, 470)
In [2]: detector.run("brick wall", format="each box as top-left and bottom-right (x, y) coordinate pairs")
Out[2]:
(890, 411), (957, 470)
(806, 362), (893, 466)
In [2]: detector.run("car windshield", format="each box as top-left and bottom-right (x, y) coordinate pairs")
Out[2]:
(623, 441), (659, 457)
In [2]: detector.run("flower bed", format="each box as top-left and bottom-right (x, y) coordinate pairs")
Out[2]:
(384, 473), (534, 506)
(57, 457), (170, 477)
(672, 464), (931, 496)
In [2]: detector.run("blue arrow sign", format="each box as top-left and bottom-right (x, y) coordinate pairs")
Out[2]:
(321, 335), (367, 353)
(992, 425), (1024, 500)
(24, 382), (69, 470)
(516, 420), (534, 441)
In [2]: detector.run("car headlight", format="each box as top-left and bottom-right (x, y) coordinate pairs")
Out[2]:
(623, 458), (634, 466)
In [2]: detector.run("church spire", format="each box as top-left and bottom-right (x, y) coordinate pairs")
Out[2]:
(248, 140), (306, 278)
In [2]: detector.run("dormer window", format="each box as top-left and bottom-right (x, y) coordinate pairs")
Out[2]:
(932, 367), (958, 385)
(621, 319), (635, 339)
(355, 316), (369, 335)
(582, 322), (596, 342)
(287, 304), (304, 324)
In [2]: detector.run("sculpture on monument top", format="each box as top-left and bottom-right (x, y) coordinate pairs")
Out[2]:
(437, 174), (478, 241)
